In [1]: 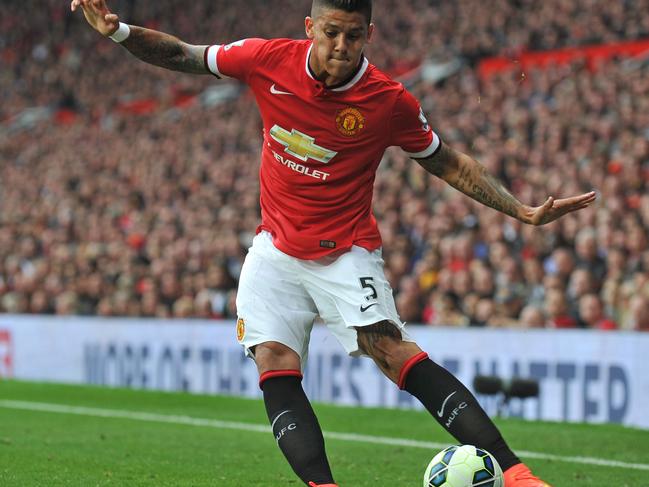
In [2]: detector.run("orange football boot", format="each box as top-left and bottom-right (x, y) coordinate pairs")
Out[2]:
(308, 483), (338, 487)
(503, 463), (552, 486)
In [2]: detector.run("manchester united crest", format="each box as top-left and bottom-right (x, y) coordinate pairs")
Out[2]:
(336, 107), (365, 137)
(236, 318), (246, 342)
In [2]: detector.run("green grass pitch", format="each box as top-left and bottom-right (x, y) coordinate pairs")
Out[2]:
(1, 380), (648, 486)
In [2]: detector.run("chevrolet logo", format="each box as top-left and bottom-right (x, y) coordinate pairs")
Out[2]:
(269, 125), (337, 163)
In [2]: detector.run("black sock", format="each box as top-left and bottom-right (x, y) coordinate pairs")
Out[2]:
(262, 375), (335, 486)
(404, 358), (520, 471)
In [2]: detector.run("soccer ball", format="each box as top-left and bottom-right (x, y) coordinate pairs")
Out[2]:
(423, 445), (503, 487)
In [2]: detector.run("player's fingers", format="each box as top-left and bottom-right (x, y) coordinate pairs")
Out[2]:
(574, 192), (597, 204)
(562, 200), (593, 216)
(105, 13), (118, 22)
(569, 191), (597, 204)
(562, 197), (596, 211)
(575, 201), (594, 210)
(554, 192), (595, 209)
(78, 1), (91, 14)
(543, 196), (554, 210)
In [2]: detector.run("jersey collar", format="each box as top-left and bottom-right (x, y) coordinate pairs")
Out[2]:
(305, 43), (369, 92)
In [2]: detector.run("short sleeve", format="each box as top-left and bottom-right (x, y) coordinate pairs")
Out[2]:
(204, 38), (268, 82)
(390, 88), (441, 158)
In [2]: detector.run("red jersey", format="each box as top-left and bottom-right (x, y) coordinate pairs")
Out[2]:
(204, 38), (440, 259)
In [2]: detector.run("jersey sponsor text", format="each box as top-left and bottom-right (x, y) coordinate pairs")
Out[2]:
(272, 151), (331, 181)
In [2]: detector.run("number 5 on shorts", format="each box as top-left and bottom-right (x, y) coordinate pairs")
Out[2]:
(359, 277), (378, 312)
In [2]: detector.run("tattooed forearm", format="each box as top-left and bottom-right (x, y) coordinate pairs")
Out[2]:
(121, 27), (208, 74)
(452, 160), (522, 219)
(415, 144), (524, 220)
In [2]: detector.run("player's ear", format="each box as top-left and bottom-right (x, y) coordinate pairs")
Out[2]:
(366, 23), (375, 43)
(305, 16), (315, 39)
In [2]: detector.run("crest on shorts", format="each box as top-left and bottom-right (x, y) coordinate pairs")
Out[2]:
(336, 107), (365, 137)
(236, 318), (246, 342)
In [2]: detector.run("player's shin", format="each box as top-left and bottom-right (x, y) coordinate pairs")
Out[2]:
(399, 353), (520, 471)
(260, 371), (335, 486)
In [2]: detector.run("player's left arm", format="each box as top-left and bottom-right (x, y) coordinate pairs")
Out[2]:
(414, 143), (597, 226)
(71, 0), (209, 74)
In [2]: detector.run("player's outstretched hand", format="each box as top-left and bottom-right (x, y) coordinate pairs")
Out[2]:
(71, 0), (120, 37)
(523, 191), (597, 226)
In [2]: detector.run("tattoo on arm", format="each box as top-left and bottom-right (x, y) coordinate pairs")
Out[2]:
(414, 142), (455, 178)
(121, 26), (208, 74)
(415, 144), (523, 220)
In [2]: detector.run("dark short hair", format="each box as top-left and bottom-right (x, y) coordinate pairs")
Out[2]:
(311, 0), (372, 25)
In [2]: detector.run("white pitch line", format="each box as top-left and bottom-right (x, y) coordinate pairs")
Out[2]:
(1, 400), (648, 472)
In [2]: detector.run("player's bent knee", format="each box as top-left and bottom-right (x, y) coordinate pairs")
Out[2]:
(381, 342), (424, 379)
(253, 341), (301, 376)
(355, 320), (402, 353)
(356, 321), (422, 369)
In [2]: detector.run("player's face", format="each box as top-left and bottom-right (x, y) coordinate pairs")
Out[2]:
(305, 8), (373, 85)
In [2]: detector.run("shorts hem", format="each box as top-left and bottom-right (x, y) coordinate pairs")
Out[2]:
(240, 337), (306, 364)
(343, 316), (405, 330)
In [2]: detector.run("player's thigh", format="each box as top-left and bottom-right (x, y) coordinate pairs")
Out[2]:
(300, 245), (414, 356)
(236, 232), (318, 366)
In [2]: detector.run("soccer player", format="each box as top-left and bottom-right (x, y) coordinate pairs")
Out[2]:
(72, 0), (596, 485)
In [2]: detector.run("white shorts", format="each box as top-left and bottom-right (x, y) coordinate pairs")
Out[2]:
(235, 231), (411, 365)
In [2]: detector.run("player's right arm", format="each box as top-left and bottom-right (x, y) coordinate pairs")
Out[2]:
(390, 88), (596, 226)
(71, 0), (209, 74)
(415, 143), (596, 226)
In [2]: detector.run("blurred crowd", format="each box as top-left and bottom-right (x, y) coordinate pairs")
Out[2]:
(1, 0), (649, 331)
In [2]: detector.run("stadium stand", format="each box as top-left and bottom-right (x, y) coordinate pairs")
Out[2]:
(1, 0), (649, 330)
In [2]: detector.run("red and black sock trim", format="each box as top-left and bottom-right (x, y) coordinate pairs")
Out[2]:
(397, 351), (429, 390)
(259, 369), (303, 390)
